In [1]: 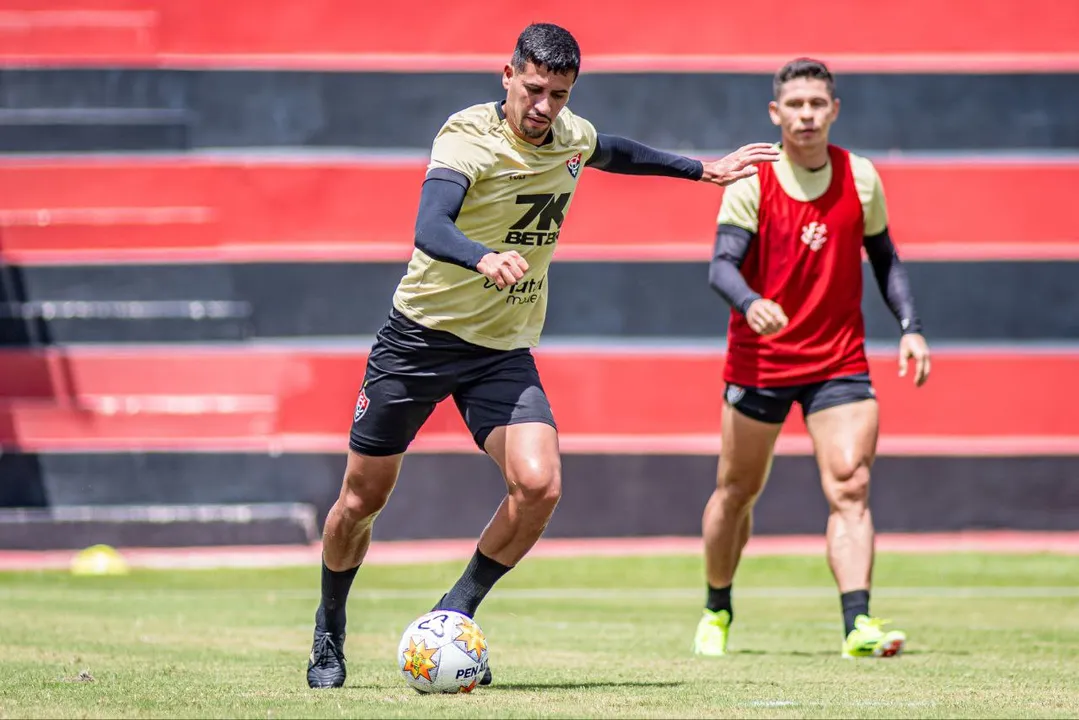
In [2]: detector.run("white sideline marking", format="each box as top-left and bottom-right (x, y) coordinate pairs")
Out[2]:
(3, 586), (1078, 602)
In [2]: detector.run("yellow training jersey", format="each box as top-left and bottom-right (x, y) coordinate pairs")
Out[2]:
(392, 102), (598, 350)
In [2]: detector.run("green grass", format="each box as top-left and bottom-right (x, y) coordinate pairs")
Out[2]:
(1, 552), (1078, 718)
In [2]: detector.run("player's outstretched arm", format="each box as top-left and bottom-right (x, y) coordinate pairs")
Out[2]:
(709, 224), (788, 335)
(700, 144), (782, 187)
(863, 229), (930, 386)
(586, 134), (779, 185)
(414, 170), (528, 289)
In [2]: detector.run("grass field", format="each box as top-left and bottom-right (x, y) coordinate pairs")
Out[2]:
(1, 551), (1077, 719)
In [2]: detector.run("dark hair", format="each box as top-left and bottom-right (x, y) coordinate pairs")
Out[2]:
(773, 58), (835, 98)
(511, 23), (581, 79)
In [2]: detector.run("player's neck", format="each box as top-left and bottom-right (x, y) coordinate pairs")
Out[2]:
(782, 141), (830, 171)
(508, 124), (546, 147)
(500, 102), (548, 147)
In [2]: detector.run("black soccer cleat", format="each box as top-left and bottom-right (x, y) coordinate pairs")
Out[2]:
(307, 630), (346, 689)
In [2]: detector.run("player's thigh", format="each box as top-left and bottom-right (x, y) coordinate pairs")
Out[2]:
(454, 349), (561, 497)
(803, 378), (879, 502)
(802, 374), (880, 472)
(718, 395), (786, 499)
(453, 349), (556, 452)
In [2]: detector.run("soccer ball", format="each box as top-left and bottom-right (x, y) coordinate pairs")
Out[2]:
(397, 610), (489, 694)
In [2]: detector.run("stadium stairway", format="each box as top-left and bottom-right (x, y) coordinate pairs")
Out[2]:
(2, 158), (1078, 264)
(2, 346), (1079, 454)
(1, 0), (1078, 547)
(2, 0), (1076, 70)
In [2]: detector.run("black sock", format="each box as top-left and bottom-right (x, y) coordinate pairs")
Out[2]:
(435, 549), (512, 618)
(706, 584), (733, 620)
(840, 589), (870, 636)
(316, 560), (360, 636)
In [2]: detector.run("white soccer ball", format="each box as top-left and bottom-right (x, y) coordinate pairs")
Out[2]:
(397, 610), (489, 694)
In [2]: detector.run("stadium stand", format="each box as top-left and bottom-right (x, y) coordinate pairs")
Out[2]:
(1, 0), (1077, 547)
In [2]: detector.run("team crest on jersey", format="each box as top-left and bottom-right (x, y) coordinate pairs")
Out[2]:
(566, 152), (582, 178)
(800, 221), (828, 251)
(353, 385), (370, 422)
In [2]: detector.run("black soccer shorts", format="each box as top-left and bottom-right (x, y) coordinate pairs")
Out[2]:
(723, 373), (877, 424)
(348, 308), (556, 456)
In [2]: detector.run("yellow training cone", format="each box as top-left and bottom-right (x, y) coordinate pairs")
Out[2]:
(70, 544), (130, 576)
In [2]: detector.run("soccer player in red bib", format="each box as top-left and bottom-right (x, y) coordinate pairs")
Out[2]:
(693, 58), (932, 658)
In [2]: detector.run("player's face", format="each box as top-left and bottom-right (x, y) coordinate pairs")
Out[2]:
(769, 77), (840, 150)
(502, 61), (574, 144)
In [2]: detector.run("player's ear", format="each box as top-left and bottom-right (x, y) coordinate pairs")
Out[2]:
(502, 64), (514, 91)
(831, 96), (841, 121)
(768, 100), (781, 127)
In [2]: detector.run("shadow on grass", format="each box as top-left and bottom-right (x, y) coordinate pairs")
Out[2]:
(736, 649), (835, 657)
(490, 680), (685, 691)
(340, 680), (685, 692)
(737, 649), (964, 657)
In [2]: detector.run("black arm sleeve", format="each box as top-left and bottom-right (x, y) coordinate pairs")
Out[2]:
(708, 224), (761, 315)
(863, 227), (923, 334)
(586, 133), (704, 180)
(413, 169), (490, 271)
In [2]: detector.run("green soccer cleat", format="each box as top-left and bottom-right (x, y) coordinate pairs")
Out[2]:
(841, 615), (906, 658)
(692, 609), (731, 656)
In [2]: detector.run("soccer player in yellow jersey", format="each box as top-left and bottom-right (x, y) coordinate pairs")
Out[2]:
(306, 23), (780, 688)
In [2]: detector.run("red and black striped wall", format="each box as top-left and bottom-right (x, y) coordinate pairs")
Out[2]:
(2, 0), (1078, 539)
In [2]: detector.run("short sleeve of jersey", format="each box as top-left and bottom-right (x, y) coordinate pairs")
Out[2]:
(567, 111), (599, 163)
(427, 115), (496, 186)
(716, 175), (762, 233)
(851, 153), (888, 236)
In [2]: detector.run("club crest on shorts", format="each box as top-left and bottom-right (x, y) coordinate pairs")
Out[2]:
(566, 152), (582, 178)
(725, 384), (745, 406)
(354, 386), (370, 422)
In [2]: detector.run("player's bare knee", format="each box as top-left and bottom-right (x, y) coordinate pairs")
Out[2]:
(341, 485), (389, 523)
(825, 461), (871, 514)
(508, 458), (562, 510)
(336, 451), (401, 520)
(717, 467), (766, 511)
(339, 468), (395, 522)
(719, 482), (762, 514)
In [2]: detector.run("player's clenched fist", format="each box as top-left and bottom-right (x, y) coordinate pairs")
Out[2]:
(746, 298), (789, 336)
(701, 143), (782, 187)
(477, 251), (529, 289)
